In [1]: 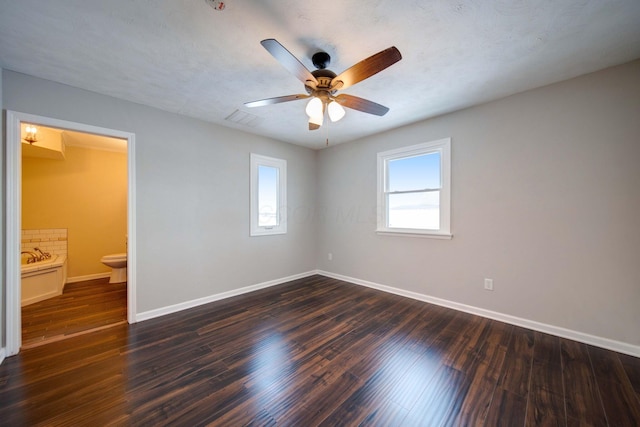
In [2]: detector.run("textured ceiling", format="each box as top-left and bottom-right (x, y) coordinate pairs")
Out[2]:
(1, 0), (640, 149)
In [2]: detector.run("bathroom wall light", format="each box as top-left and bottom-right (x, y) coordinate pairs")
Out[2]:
(24, 125), (38, 144)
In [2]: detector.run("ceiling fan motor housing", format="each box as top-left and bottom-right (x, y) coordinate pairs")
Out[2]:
(306, 68), (337, 95)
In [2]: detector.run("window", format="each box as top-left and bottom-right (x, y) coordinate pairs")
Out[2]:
(250, 154), (287, 236)
(377, 138), (451, 238)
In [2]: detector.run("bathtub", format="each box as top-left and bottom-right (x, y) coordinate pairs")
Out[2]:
(21, 254), (68, 306)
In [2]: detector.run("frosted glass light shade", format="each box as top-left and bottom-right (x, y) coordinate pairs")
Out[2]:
(328, 101), (346, 122)
(309, 114), (323, 126)
(305, 97), (323, 118)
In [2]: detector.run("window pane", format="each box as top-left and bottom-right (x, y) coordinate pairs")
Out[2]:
(258, 165), (278, 227)
(388, 191), (440, 230)
(388, 152), (440, 192)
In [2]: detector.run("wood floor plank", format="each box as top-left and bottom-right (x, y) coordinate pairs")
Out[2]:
(525, 384), (566, 427)
(563, 360), (607, 425)
(531, 359), (563, 395)
(589, 345), (633, 385)
(1, 274), (639, 425)
(452, 384), (495, 426)
(595, 378), (640, 426)
(533, 331), (562, 366)
(619, 352), (640, 398)
(484, 388), (528, 427)
(402, 364), (472, 426)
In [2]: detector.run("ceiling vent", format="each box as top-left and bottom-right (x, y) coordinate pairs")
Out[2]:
(225, 109), (263, 127)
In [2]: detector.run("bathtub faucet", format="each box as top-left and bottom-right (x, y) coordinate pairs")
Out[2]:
(21, 251), (39, 264)
(34, 247), (52, 260)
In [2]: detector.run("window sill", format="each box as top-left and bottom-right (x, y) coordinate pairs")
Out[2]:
(376, 229), (453, 240)
(250, 229), (287, 237)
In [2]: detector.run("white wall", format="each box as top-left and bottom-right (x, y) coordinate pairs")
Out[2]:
(2, 71), (317, 313)
(0, 67), (4, 354)
(316, 60), (640, 348)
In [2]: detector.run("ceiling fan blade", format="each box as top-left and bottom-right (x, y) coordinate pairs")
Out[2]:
(244, 94), (310, 108)
(334, 94), (390, 116)
(331, 46), (402, 90)
(309, 122), (321, 131)
(261, 39), (318, 87)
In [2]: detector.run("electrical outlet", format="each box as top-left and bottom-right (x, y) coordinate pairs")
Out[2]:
(328, 253), (333, 261)
(484, 278), (494, 291)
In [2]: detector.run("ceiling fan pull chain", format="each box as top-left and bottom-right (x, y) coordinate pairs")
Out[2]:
(325, 109), (330, 146)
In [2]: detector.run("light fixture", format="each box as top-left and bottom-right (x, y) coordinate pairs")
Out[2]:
(305, 96), (346, 128)
(327, 101), (346, 122)
(24, 125), (38, 144)
(305, 97), (323, 118)
(308, 113), (323, 127)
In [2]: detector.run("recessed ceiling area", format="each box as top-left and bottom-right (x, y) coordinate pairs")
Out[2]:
(1, 0), (640, 149)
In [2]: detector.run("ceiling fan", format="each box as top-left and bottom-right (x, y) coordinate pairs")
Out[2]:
(245, 39), (402, 130)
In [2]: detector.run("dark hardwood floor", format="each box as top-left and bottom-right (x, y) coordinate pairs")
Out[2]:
(21, 277), (127, 348)
(2, 275), (639, 426)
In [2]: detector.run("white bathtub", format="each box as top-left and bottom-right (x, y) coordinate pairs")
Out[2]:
(21, 254), (68, 306)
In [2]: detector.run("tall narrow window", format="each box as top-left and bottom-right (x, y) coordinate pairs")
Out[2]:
(377, 138), (451, 238)
(250, 154), (287, 236)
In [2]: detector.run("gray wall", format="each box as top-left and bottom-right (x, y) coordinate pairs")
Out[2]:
(2, 71), (317, 313)
(2, 60), (639, 351)
(316, 60), (640, 346)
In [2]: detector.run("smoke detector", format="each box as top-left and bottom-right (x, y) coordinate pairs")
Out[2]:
(205, 0), (226, 11)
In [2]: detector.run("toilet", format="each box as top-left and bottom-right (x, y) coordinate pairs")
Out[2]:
(101, 253), (127, 283)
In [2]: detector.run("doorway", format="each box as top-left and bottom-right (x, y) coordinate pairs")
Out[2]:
(5, 111), (137, 356)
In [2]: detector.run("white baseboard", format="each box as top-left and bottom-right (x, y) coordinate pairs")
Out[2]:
(136, 271), (318, 322)
(21, 290), (61, 307)
(317, 270), (640, 358)
(0, 348), (5, 366)
(66, 272), (111, 283)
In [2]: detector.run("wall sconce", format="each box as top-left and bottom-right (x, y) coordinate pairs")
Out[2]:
(24, 125), (38, 144)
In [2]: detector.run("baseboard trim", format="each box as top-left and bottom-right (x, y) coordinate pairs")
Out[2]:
(136, 271), (318, 322)
(317, 270), (640, 358)
(0, 348), (6, 366)
(21, 290), (61, 307)
(66, 272), (111, 283)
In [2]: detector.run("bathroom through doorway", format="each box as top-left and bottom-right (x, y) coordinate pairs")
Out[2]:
(5, 111), (137, 356)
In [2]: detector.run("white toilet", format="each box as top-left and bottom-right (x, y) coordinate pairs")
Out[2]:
(101, 253), (127, 283)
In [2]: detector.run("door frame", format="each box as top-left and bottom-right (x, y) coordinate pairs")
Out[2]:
(5, 110), (137, 356)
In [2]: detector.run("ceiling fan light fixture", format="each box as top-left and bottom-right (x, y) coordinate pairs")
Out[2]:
(305, 97), (323, 118)
(308, 113), (323, 127)
(328, 101), (346, 122)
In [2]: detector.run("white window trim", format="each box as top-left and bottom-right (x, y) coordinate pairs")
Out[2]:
(376, 138), (452, 239)
(250, 153), (287, 236)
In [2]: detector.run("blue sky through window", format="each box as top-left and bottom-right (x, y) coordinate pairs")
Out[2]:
(258, 165), (278, 226)
(388, 152), (440, 192)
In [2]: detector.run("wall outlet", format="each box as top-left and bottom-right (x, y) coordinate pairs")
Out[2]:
(328, 253), (333, 261)
(484, 278), (494, 291)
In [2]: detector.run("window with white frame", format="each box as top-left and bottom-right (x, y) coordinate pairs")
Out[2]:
(250, 153), (287, 236)
(377, 138), (451, 238)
